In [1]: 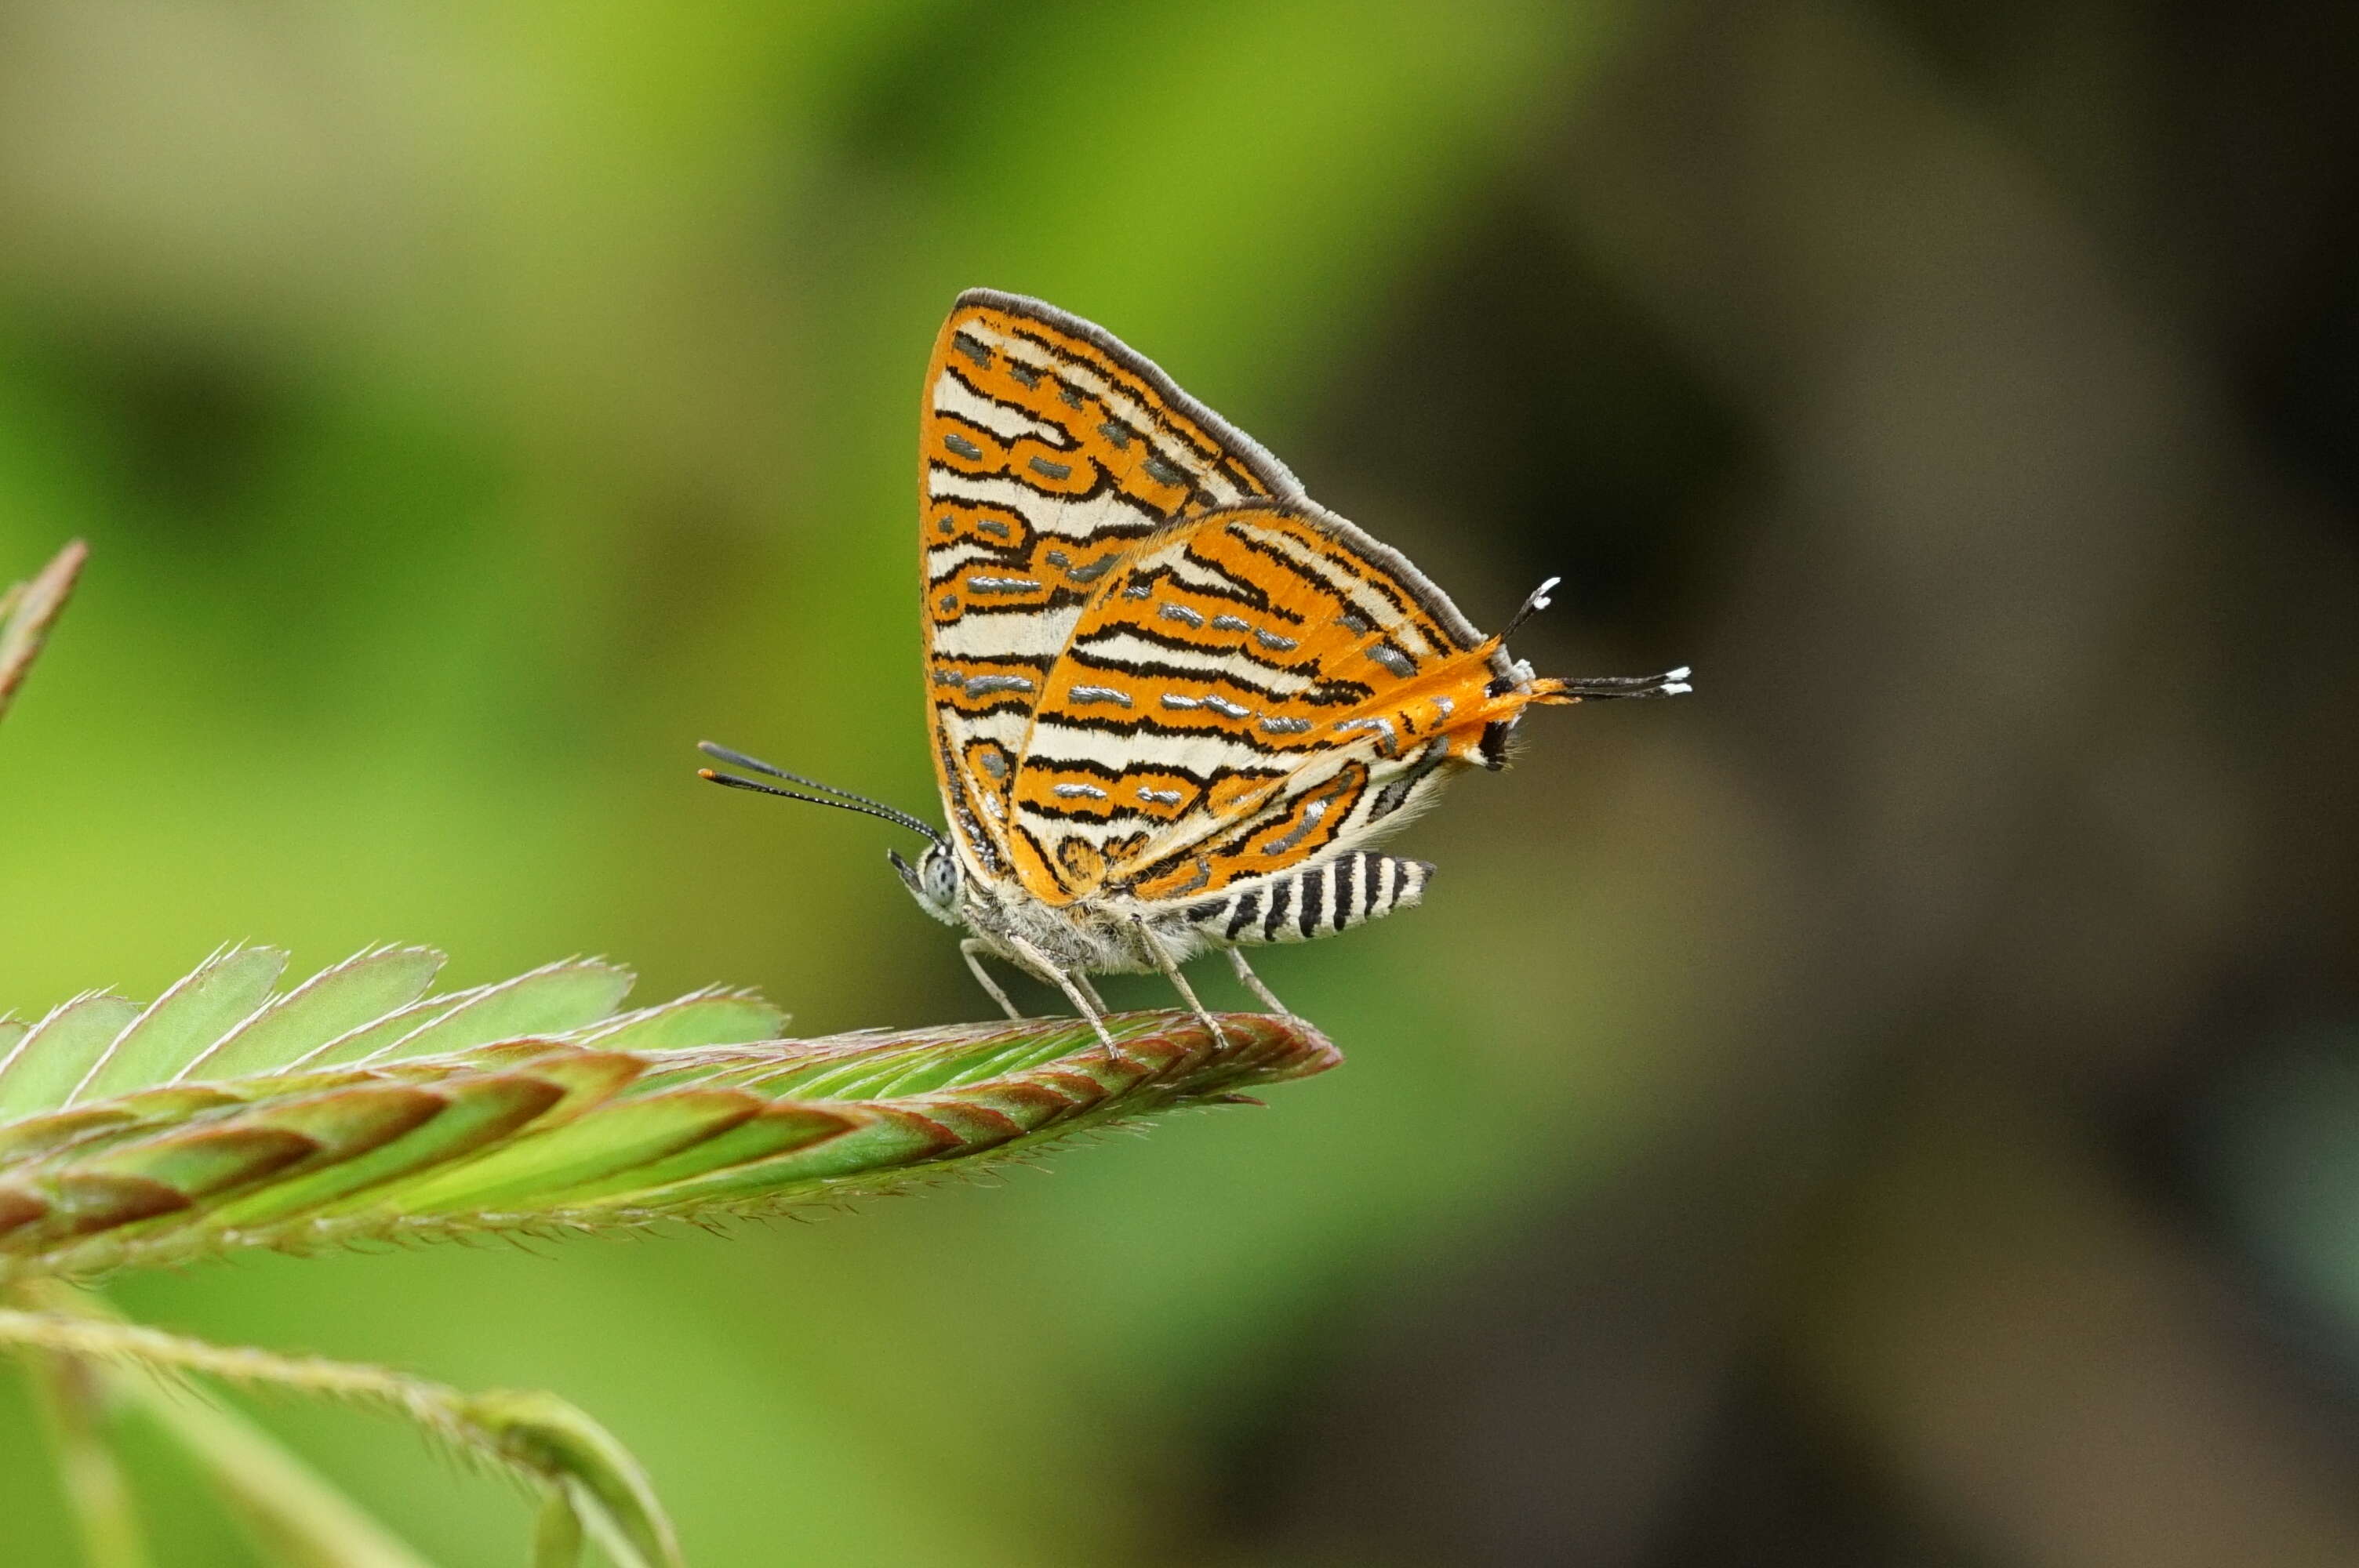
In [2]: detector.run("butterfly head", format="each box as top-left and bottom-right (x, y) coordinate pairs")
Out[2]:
(890, 842), (965, 927)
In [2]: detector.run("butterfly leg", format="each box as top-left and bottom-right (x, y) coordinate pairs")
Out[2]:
(998, 931), (1121, 1051)
(1224, 947), (1292, 1017)
(958, 939), (1026, 1022)
(1131, 917), (1235, 1050)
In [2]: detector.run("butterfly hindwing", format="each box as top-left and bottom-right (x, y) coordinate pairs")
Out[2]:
(1006, 506), (1513, 906)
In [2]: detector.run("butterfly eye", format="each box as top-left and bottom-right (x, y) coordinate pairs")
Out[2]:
(921, 844), (962, 908)
(889, 847), (961, 927)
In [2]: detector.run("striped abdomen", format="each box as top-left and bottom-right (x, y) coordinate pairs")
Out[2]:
(1184, 851), (1432, 946)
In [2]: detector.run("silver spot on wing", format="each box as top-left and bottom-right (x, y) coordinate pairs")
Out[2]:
(1049, 548), (1118, 584)
(1265, 797), (1332, 856)
(1369, 644), (1416, 678)
(1159, 602), (1205, 629)
(1068, 685), (1132, 707)
(1163, 691), (1251, 720)
(1027, 455), (1074, 481)
(964, 674), (1035, 697)
(1052, 782), (1108, 800)
(967, 575), (1042, 594)
(1136, 786), (1183, 806)
(1259, 716), (1312, 735)
(943, 433), (984, 460)
(1254, 629), (1299, 652)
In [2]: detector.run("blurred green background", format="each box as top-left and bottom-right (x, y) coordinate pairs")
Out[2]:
(5, 2), (2359, 1563)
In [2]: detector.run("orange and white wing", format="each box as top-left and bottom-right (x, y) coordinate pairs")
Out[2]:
(919, 290), (1303, 887)
(1004, 506), (1557, 907)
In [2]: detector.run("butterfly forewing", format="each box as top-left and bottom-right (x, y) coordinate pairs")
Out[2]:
(921, 292), (1299, 882)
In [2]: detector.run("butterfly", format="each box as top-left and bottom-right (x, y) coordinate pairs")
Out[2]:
(701, 289), (1689, 1046)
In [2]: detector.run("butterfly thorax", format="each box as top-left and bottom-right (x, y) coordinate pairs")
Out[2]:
(950, 862), (1212, 975)
(888, 834), (1161, 971)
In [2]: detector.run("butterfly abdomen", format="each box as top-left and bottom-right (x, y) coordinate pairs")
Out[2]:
(1185, 851), (1432, 946)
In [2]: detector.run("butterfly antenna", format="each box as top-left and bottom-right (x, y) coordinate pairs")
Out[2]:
(699, 742), (895, 803)
(1499, 575), (1563, 642)
(696, 741), (944, 842)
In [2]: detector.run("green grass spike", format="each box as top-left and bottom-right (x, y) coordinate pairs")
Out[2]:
(1, 949), (1340, 1287)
